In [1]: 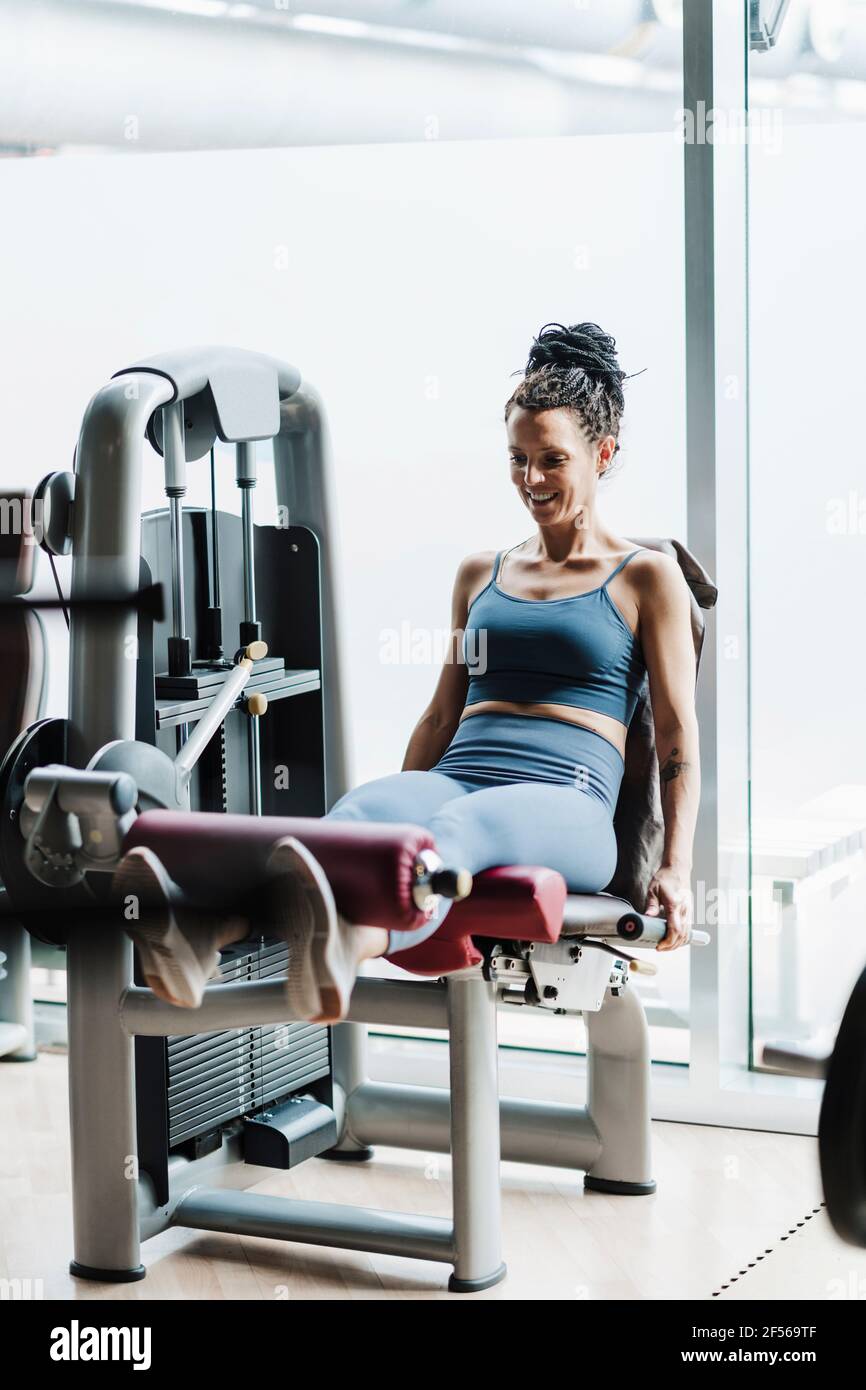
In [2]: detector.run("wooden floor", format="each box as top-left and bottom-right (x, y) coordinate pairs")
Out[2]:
(1, 1049), (863, 1301)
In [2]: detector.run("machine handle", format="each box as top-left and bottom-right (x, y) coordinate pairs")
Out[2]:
(616, 911), (711, 947)
(24, 765), (137, 818)
(431, 866), (473, 901)
(628, 958), (658, 976)
(174, 642), (268, 782)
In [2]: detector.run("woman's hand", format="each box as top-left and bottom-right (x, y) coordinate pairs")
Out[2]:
(644, 863), (692, 951)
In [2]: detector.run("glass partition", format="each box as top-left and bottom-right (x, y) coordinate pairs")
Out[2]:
(747, 1), (866, 1070)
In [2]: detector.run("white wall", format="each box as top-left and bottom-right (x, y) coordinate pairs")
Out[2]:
(0, 134), (686, 783)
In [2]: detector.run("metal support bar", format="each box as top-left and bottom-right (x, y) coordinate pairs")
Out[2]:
(68, 374), (173, 764)
(236, 441), (261, 813)
(172, 1188), (455, 1263)
(248, 710), (262, 815)
(584, 985), (654, 1186)
(67, 925), (143, 1278)
(446, 969), (506, 1288)
(238, 464), (257, 626)
(274, 389), (353, 810)
(345, 1080), (602, 1172)
(163, 402), (188, 642)
(164, 400), (190, 745)
(121, 974), (449, 1036)
(682, 0), (752, 1089)
(168, 496), (186, 642)
(63, 371), (173, 1279)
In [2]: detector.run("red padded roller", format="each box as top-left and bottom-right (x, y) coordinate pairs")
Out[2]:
(123, 810), (437, 933)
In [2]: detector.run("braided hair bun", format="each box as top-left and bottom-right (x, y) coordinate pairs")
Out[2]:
(506, 321), (640, 467)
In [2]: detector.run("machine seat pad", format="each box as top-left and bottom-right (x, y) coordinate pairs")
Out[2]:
(448, 865), (566, 940)
(387, 864), (569, 976)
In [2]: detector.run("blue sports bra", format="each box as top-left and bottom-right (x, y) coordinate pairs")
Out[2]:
(462, 545), (648, 726)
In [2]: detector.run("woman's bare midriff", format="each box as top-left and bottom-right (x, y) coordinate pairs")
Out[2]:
(458, 700), (627, 759)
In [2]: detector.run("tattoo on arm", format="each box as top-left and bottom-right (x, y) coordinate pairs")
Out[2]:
(659, 746), (689, 799)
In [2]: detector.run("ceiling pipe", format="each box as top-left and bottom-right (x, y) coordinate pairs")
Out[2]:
(2, 0), (864, 155)
(0, 0), (680, 152)
(105, 0), (650, 55)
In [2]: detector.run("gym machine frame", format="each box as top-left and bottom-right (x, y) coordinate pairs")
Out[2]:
(6, 348), (693, 1292)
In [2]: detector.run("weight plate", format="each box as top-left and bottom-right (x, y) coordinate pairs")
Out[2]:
(0, 719), (95, 945)
(819, 961), (866, 1245)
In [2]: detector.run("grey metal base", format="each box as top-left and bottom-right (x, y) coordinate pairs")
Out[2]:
(65, 922), (655, 1294)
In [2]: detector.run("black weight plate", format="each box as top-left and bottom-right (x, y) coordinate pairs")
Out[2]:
(819, 961), (866, 1245)
(0, 718), (95, 946)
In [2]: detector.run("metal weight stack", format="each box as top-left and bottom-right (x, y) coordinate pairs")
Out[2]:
(134, 467), (336, 1196)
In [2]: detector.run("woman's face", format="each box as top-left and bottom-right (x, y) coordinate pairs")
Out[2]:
(506, 405), (615, 529)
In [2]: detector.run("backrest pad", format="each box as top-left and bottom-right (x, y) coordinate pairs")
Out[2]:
(605, 536), (717, 907)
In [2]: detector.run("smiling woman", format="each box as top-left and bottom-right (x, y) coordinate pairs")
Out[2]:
(325, 319), (701, 965)
(455, 323), (671, 768)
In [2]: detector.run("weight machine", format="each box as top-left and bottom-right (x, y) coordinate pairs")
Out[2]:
(0, 346), (713, 1291)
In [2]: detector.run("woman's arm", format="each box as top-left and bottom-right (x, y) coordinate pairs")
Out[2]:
(634, 554), (702, 950)
(401, 554), (487, 772)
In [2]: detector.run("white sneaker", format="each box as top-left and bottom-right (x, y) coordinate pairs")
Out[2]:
(264, 836), (360, 1022)
(113, 846), (245, 1008)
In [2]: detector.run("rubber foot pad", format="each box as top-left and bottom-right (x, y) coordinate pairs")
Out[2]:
(69, 1261), (146, 1283)
(584, 1175), (657, 1196)
(448, 1262), (508, 1293)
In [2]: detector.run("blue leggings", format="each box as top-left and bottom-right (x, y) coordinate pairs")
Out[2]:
(325, 712), (624, 957)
